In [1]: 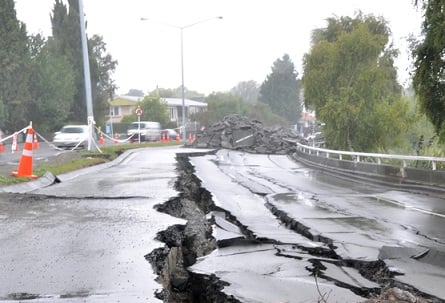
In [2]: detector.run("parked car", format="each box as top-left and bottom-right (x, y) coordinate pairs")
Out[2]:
(127, 121), (161, 142)
(161, 129), (178, 140)
(53, 125), (89, 148)
(304, 132), (325, 147)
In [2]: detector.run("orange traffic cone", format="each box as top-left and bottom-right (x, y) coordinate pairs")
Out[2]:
(0, 134), (4, 153)
(114, 133), (119, 144)
(176, 133), (180, 142)
(166, 133), (170, 142)
(33, 133), (39, 149)
(99, 133), (104, 145)
(11, 133), (19, 153)
(161, 133), (165, 143)
(188, 133), (193, 142)
(12, 124), (37, 178)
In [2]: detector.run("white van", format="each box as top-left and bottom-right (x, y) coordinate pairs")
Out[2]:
(127, 121), (161, 142)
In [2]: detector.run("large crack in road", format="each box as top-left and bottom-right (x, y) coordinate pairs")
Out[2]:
(146, 152), (441, 303)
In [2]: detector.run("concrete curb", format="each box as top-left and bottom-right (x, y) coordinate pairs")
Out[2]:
(0, 148), (140, 194)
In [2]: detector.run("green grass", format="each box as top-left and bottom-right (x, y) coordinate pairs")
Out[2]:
(0, 141), (182, 186)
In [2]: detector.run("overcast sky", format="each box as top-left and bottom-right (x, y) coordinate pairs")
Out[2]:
(14, 0), (423, 95)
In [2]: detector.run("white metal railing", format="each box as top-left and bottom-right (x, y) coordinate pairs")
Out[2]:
(296, 143), (445, 171)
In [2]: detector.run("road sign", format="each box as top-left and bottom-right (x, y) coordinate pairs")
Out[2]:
(135, 106), (143, 116)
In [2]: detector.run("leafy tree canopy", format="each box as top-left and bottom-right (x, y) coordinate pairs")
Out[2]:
(0, 0), (117, 137)
(28, 34), (76, 135)
(230, 80), (260, 105)
(411, 0), (445, 141)
(191, 92), (287, 127)
(303, 12), (406, 151)
(121, 94), (169, 127)
(125, 89), (144, 97)
(149, 87), (204, 99)
(51, 0), (117, 126)
(0, 0), (31, 131)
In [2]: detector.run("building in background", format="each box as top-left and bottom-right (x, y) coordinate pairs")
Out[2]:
(108, 96), (207, 124)
(107, 96), (207, 135)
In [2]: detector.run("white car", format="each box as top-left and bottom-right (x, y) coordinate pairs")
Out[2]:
(53, 125), (90, 148)
(127, 121), (161, 142)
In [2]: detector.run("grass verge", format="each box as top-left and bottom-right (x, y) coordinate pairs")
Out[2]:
(0, 141), (182, 186)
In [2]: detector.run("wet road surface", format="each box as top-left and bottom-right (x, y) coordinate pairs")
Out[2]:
(189, 150), (445, 302)
(0, 146), (193, 302)
(0, 147), (444, 302)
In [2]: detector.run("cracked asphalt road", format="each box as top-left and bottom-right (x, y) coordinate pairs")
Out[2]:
(188, 150), (445, 302)
(0, 147), (444, 302)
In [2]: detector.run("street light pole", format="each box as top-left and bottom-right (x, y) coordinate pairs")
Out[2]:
(141, 16), (222, 141)
(180, 27), (186, 141)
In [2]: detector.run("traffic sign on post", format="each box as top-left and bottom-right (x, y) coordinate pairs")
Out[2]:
(135, 106), (143, 144)
(135, 106), (143, 116)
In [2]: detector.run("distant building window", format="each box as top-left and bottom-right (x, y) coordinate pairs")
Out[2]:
(110, 106), (120, 116)
(169, 107), (177, 121)
(189, 106), (206, 115)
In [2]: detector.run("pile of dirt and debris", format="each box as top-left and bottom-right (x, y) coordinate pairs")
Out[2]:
(189, 114), (299, 154)
(362, 287), (432, 303)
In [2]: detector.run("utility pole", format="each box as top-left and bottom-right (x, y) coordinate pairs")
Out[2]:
(78, 0), (96, 150)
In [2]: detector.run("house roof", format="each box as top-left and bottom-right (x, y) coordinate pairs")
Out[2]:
(109, 96), (143, 106)
(164, 98), (207, 107)
(110, 96), (207, 108)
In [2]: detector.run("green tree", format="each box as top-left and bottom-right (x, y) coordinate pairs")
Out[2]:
(231, 80), (260, 105)
(51, 0), (83, 122)
(303, 13), (406, 151)
(125, 89), (144, 97)
(142, 95), (169, 126)
(149, 86), (204, 99)
(259, 54), (301, 124)
(88, 35), (118, 126)
(411, 0), (445, 141)
(51, 0), (116, 125)
(247, 102), (288, 127)
(0, 0), (32, 131)
(192, 92), (246, 126)
(28, 34), (75, 135)
(191, 92), (287, 127)
(122, 95), (169, 127)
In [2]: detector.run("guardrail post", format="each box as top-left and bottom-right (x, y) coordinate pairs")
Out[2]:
(296, 142), (445, 171)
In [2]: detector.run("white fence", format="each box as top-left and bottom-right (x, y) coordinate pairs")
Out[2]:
(296, 143), (445, 171)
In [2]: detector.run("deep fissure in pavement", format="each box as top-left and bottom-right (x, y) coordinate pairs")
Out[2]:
(145, 152), (440, 303)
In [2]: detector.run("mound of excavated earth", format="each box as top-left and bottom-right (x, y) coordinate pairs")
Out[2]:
(189, 114), (299, 154)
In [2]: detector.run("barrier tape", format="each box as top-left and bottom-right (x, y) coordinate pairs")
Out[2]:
(3, 123), (175, 153)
